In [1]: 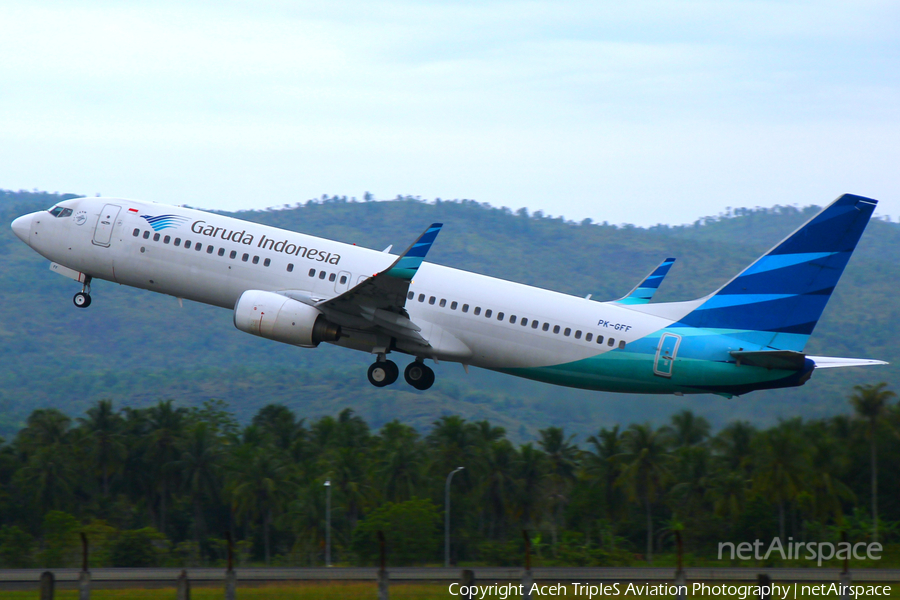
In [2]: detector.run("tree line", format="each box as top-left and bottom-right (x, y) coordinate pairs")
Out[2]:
(0, 383), (897, 568)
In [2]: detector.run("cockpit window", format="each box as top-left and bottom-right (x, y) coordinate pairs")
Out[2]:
(47, 206), (73, 218)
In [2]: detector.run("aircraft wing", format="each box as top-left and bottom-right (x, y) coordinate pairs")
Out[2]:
(282, 223), (443, 346)
(613, 258), (676, 305)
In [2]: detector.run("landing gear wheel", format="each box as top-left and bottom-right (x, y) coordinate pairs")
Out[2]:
(404, 361), (435, 390)
(367, 360), (399, 387)
(73, 292), (92, 308)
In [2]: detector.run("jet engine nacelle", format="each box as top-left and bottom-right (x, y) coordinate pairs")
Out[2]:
(233, 290), (341, 348)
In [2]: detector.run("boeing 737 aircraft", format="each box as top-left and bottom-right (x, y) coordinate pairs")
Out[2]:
(11, 193), (886, 396)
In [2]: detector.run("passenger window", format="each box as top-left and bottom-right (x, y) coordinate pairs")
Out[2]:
(132, 228), (140, 237)
(619, 340), (626, 349)
(462, 304), (469, 313)
(328, 273), (335, 281)
(407, 292), (414, 300)
(264, 258), (271, 267)
(218, 248), (225, 256)
(510, 315), (516, 324)
(153, 233), (160, 242)
(428, 296), (436, 305)
(497, 312), (504, 320)
(231, 250), (237, 259)
(564, 328), (571, 336)
(531, 320), (538, 329)
(242, 253), (249, 262)
(418, 294), (425, 302)
(553, 325), (560, 334)
(287, 263), (294, 272)
(196, 243), (203, 251)
(318, 271), (325, 279)
(207, 245), (214, 254)
(485, 309), (492, 318)
(451, 301), (458, 310)
(252, 255), (259, 264)
(164, 235), (170, 244)
(143, 231), (150, 239)
(174, 238), (181, 247)
(309, 268), (316, 277)
(520, 318), (527, 326)
(542, 323), (549, 331)
(185, 241), (192, 249)
(439, 299), (446, 307)
(597, 335), (604, 344)
(340, 275), (347, 284)
(585, 333), (593, 342)
(608, 338), (615, 347)
(575, 330), (582, 339)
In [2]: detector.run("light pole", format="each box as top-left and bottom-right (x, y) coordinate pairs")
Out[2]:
(445, 466), (464, 568)
(324, 480), (331, 567)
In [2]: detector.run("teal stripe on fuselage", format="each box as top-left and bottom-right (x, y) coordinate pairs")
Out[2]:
(497, 347), (795, 394)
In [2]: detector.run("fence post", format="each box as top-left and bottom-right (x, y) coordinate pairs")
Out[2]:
(758, 574), (771, 600)
(79, 532), (91, 600)
(840, 531), (851, 600)
(522, 530), (533, 600)
(176, 569), (191, 600)
(674, 531), (686, 600)
(39, 571), (54, 600)
(377, 530), (389, 600)
(461, 569), (476, 600)
(225, 531), (237, 600)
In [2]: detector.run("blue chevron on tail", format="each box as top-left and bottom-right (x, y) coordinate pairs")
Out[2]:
(614, 258), (676, 305)
(678, 194), (877, 351)
(386, 223), (443, 280)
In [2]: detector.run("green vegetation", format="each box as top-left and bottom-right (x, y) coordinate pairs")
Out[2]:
(1, 189), (898, 441)
(0, 389), (897, 568)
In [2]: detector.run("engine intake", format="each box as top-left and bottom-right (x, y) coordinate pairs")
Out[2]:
(233, 290), (341, 348)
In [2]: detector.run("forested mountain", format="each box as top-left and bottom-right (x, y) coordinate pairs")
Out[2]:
(1, 189), (897, 440)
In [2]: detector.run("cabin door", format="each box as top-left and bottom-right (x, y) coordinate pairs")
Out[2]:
(92, 204), (121, 247)
(653, 333), (681, 378)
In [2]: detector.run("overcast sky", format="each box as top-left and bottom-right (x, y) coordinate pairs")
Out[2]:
(1, 0), (898, 226)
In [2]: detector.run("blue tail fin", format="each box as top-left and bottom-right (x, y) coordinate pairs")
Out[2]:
(614, 258), (676, 305)
(679, 194), (877, 351)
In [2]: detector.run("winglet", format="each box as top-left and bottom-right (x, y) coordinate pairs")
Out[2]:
(614, 258), (676, 305)
(385, 223), (443, 280)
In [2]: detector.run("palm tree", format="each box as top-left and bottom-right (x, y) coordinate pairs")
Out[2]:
(377, 421), (424, 503)
(227, 444), (292, 564)
(585, 426), (625, 545)
(850, 382), (896, 542)
(514, 443), (546, 530)
(78, 399), (126, 498)
(750, 421), (809, 541)
(670, 410), (711, 448)
(146, 400), (187, 535)
(175, 422), (225, 545)
(538, 426), (579, 550)
(480, 439), (519, 539)
(615, 423), (673, 563)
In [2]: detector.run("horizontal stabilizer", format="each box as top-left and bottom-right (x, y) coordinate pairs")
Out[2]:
(807, 356), (889, 369)
(731, 350), (888, 370)
(731, 350), (808, 370)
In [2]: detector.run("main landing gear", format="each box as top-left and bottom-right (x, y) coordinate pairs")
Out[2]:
(366, 356), (435, 390)
(73, 277), (93, 308)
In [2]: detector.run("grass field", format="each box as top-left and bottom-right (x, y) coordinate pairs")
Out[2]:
(2, 581), (898, 599)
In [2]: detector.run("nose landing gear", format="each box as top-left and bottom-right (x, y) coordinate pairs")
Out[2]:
(404, 360), (435, 390)
(73, 277), (93, 308)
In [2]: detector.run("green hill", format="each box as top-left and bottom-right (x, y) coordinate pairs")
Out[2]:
(1, 190), (897, 440)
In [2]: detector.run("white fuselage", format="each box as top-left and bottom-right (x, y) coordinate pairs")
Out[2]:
(15, 197), (671, 372)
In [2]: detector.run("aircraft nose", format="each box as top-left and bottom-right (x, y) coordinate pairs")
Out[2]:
(11, 213), (34, 244)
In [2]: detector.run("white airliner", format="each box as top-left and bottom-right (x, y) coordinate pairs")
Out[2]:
(11, 194), (886, 396)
